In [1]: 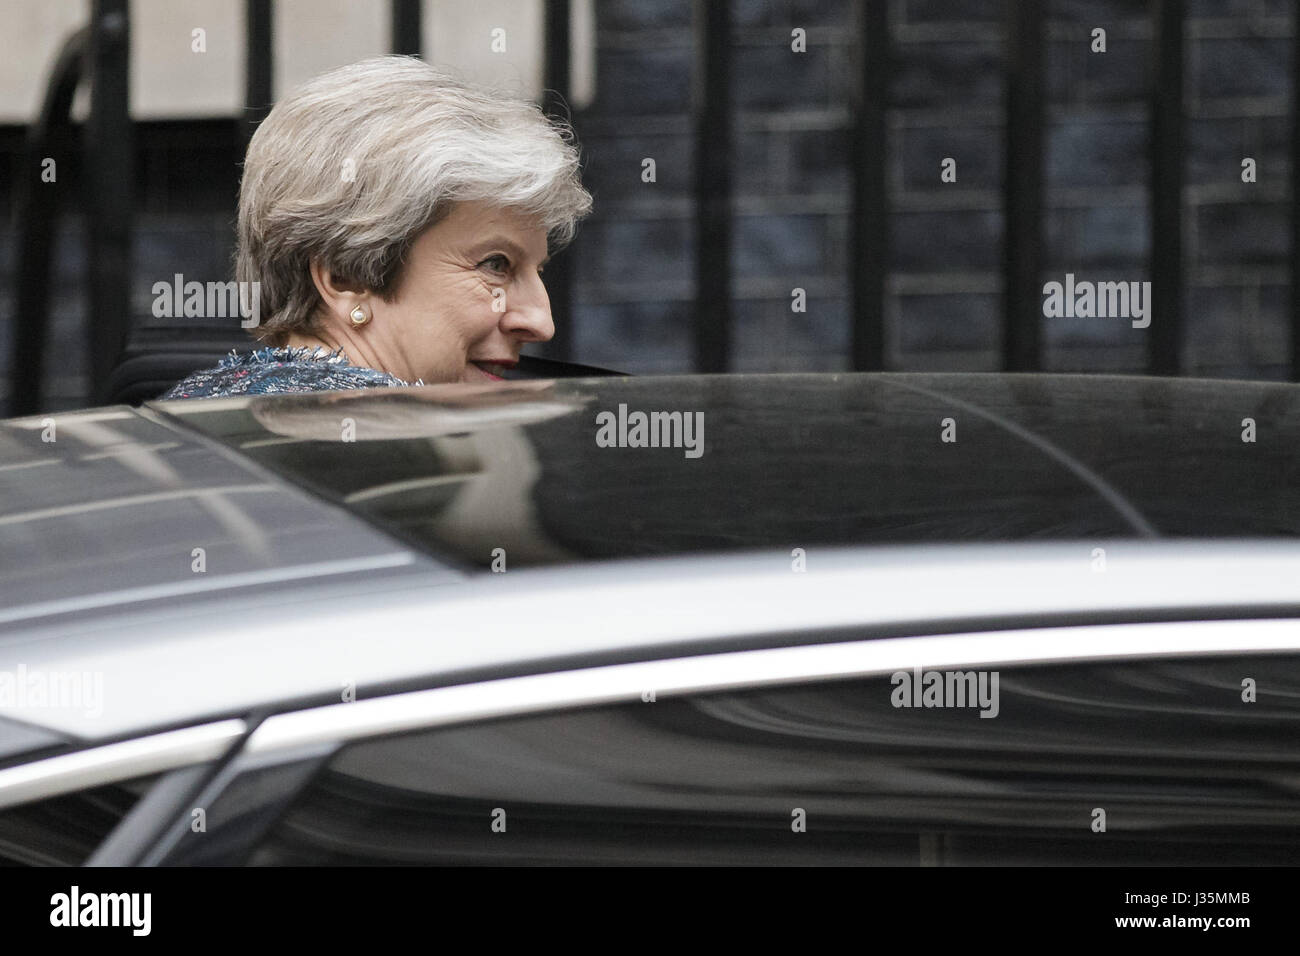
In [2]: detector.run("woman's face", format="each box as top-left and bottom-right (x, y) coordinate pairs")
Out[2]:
(368, 200), (554, 384)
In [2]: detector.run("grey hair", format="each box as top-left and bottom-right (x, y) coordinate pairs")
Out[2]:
(237, 55), (593, 344)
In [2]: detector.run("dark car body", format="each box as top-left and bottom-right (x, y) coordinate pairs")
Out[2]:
(2, 372), (1299, 864)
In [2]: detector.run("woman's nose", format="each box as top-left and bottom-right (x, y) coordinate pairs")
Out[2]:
(504, 275), (554, 342)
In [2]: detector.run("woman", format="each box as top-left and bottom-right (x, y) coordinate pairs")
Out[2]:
(162, 56), (592, 399)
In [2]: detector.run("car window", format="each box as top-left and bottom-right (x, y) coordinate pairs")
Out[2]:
(243, 653), (1300, 865)
(0, 774), (160, 866)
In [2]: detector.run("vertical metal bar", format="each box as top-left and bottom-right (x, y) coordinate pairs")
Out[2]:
(1003, 0), (1045, 372)
(692, 0), (733, 372)
(851, 0), (888, 371)
(243, 0), (273, 144)
(391, 0), (422, 57)
(541, 0), (574, 362)
(1148, 0), (1184, 375)
(85, 0), (133, 404)
(1291, 0), (1300, 380)
(8, 30), (86, 416)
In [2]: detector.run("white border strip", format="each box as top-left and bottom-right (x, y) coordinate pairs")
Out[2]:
(0, 719), (246, 811)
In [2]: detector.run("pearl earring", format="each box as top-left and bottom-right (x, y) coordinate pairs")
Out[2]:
(349, 305), (369, 326)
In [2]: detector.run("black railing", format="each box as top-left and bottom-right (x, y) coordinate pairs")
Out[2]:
(851, 0), (889, 372)
(391, 0), (422, 57)
(9, 0), (1300, 414)
(1148, 0), (1185, 376)
(1291, 0), (1300, 380)
(243, 0), (273, 145)
(84, 0), (133, 403)
(8, 27), (86, 417)
(847, 0), (1199, 376)
(10, 0), (134, 417)
(541, 0), (575, 363)
(1003, 0), (1045, 373)
(692, 0), (734, 373)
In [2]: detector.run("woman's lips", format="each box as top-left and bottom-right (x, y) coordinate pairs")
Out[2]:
(467, 360), (512, 382)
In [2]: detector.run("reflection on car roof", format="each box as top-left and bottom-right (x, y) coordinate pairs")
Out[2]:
(152, 372), (1300, 569)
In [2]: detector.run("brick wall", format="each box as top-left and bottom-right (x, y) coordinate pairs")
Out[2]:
(1, 0), (1295, 410)
(570, 0), (1295, 378)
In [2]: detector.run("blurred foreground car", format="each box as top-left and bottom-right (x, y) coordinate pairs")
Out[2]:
(2, 371), (1300, 865)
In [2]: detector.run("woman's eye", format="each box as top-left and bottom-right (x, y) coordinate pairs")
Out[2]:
(480, 255), (510, 274)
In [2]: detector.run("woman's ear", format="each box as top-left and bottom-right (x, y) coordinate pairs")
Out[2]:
(308, 259), (369, 323)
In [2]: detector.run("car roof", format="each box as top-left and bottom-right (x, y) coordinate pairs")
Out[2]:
(5, 371), (1300, 743)
(149, 371), (1300, 569)
(0, 405), (461, 627)
(6, 539), (1300, 742)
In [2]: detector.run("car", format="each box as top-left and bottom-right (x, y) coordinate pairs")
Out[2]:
(1, 370), (1299, 865)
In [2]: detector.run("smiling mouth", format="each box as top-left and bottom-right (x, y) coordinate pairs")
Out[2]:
(468, 360), (517, 381)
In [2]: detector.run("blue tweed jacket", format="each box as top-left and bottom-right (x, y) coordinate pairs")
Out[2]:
(158, 346), (423, 400)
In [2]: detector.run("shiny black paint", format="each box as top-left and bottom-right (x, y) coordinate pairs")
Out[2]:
(155, 373), (1300, 570)
(245, 654), (1300, 865)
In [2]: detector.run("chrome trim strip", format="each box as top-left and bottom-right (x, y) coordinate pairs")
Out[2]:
(247, 618), (1300, 756)
(0, 719), (246, 811)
